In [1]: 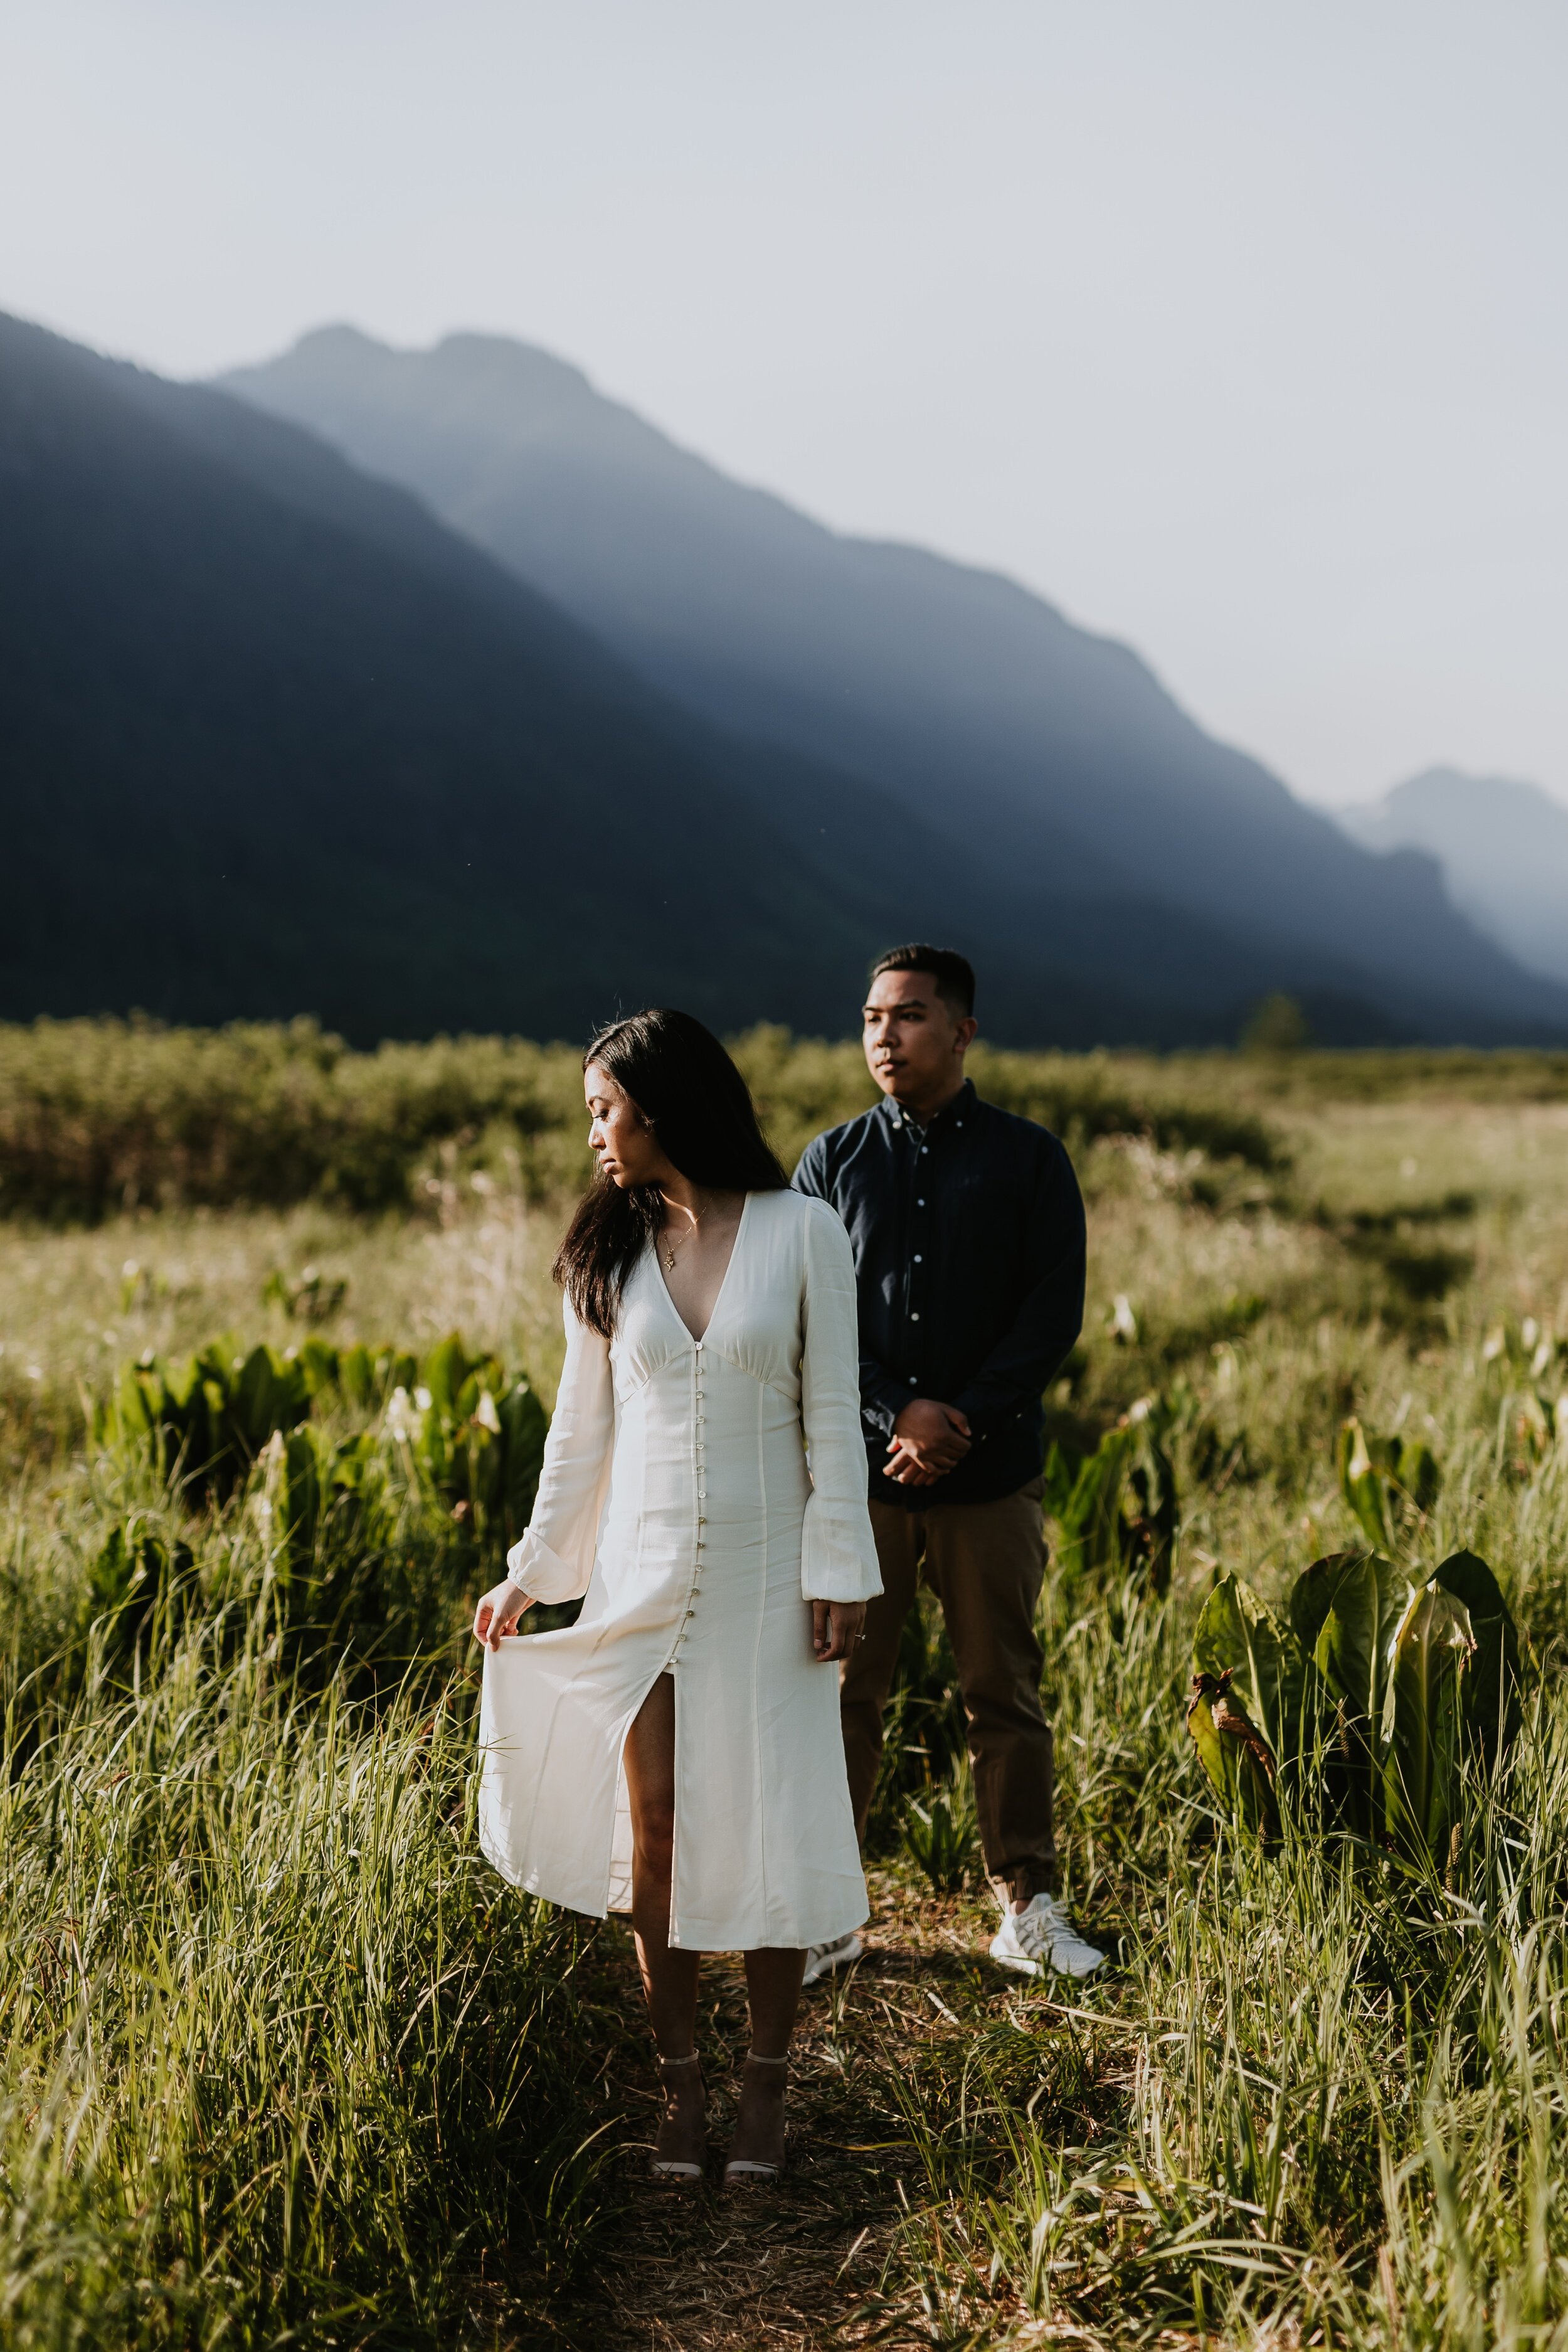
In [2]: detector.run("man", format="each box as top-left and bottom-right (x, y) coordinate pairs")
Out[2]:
(793, 944), (1104, 1981)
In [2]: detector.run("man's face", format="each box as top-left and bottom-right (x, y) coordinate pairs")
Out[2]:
(862, 969), (975, 1107)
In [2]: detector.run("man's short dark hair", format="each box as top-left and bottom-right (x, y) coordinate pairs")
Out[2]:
(869, 944), (976, 1019)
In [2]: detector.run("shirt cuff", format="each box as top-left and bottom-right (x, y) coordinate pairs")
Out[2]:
(504, 1528), (587, 1605)
(861, 1373), (908, 1442)
(950, 1385), (1025, 1437)
(801, 1497), (884, 1602)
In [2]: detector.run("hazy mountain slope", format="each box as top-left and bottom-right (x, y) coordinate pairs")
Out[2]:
(1338, 769), (1568, 988)
(223, 326), (1568, 1043)
(0, 311), (1034, 1044)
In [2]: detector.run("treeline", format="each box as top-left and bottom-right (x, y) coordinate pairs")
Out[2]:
(0, 1017), (1291, 1221)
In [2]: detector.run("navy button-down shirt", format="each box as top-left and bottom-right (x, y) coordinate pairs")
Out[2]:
(793, 1077), (1086, 1509)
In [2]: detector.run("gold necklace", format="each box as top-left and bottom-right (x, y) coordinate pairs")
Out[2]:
(661, 1198), (707, 1273)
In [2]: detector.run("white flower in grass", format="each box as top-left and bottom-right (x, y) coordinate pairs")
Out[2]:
(386, 1385), (421, 1443)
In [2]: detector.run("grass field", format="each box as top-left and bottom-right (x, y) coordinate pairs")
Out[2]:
(3, 1031), (1568, 2348)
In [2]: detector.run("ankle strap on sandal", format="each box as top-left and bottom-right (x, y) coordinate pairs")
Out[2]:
(657, 2052), (702, 2070)
(745, 2049), (789, 2066)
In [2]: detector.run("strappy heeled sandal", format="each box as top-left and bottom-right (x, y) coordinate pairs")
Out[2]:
(723, 2050), (788, 2185)
(650, 2053), (706, 2181)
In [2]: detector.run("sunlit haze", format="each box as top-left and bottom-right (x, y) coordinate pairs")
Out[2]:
(3, 0), (1564, 807)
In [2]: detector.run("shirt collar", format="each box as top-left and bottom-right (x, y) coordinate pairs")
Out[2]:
(879, 1077), (977, 1134)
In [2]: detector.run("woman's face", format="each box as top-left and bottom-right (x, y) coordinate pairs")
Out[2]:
(585, 1062), (667, 1189)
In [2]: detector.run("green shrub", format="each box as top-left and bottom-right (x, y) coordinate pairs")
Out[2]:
(0, 1017), (1290, 1223)
(0, 1016), (588, 1218)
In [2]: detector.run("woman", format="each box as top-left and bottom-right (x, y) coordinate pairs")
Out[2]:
(472, 1009), (881, 2183)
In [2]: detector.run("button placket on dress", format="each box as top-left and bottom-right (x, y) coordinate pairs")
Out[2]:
(670, 1339), (707, 1666)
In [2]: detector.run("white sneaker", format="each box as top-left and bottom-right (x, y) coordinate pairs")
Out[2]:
(802, 1930), (863, 1987)
(988, 1893), (1105, 1979)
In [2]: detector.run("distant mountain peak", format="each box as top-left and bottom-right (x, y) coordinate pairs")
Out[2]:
(1337, 768), (1568, 989)
(243, 323), (669, 452)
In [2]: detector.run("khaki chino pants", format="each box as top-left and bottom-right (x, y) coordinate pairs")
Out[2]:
(841, 1479), (1056, 1903)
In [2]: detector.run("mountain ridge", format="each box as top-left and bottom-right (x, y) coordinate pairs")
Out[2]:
(222, 325), (1568, 1045)
(0, 309), (1018, 1044)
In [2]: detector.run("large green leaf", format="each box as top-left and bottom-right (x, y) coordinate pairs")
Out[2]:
(1057, 1426), (1135, 1568)
(1336, 1418), (1441, 1551)
(1293, 1551), (1407, 1725)
(295, 1336), (341, 1400)
(1042, 1439), (1078, 1524)
(1337, 1420), (1392, 1550)
(1291, 1551), (1369, 1654)
(1381, 1582), (1475, 1868)
(267, 1429), (313, 1573)
(337, 1342), (377, 1412)
(501, 1379), (549, 1541)
(421, 1333), (472, 1418)
(1054, 1410), (1179, 1590)
(1121, 1408), (1178, 1592)
(1395, 1437), (1442, 1517)
(1433, 1550), (1520, 1764)
(1192, 1574), (1306, 1770)
(1291, 1550), (1407, 1836)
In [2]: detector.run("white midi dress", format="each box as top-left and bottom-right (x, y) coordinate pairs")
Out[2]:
(477, 1189), (883, 1950)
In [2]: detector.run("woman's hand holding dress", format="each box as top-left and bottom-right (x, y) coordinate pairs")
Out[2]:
(473, 1580), (532, 1649)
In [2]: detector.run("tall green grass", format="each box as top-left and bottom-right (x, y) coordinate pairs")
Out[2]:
(858, 1107), (1568, 2348)
(0, 1440), (608, 2347)
(877, 1523), (1568, 2343)
(5, 1062), (1568, 2343)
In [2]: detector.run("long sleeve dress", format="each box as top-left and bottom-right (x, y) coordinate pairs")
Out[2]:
(477, 1189), (883, 1951)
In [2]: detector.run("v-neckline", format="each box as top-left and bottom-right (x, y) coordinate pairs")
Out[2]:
(654, 1190), (751, 1345)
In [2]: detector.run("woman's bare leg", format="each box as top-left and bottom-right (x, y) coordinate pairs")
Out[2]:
(728, 1947), (805, 2172)
(623, 1674), (705, 2167)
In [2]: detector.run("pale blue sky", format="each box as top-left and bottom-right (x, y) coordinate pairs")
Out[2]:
(3, 1), (1564, 807)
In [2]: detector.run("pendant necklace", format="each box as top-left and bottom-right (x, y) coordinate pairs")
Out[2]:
(662, 1197), (707, 1273)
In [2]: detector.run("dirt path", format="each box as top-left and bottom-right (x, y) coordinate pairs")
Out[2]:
(564, 1872), (1041, 2349)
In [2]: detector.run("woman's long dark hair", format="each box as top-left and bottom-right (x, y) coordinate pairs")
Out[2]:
(553, 1009), (788, 1335)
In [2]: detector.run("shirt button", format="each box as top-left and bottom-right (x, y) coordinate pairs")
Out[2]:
(908, 1376), (918, 1385)
(917, 1198), (924, 1206)
(920, 1147), (928, 1156)
(911, 1312), (920, 1321)
(914, 1254), (922, 1263)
